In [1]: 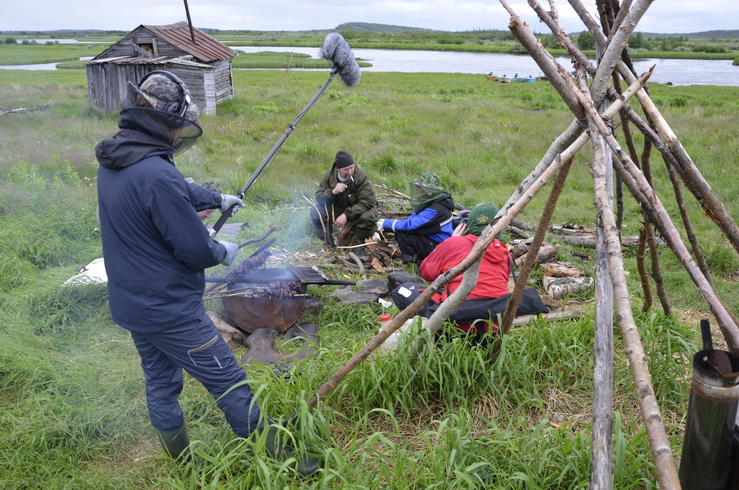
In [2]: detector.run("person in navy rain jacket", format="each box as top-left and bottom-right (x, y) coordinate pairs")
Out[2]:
(95, 70), (319, 474)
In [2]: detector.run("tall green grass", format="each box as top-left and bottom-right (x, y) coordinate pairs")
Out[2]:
(1, 67), (735, 488)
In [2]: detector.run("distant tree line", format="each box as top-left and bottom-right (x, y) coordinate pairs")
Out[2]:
(573, 30), (737, 53)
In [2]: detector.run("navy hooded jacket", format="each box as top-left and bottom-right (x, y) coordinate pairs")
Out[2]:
(96, 108), (226, 332)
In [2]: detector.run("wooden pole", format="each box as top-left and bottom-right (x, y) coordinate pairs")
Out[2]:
(636, 226), (653, 311)
(586, 61), (614, 490)
(306, 175), (555, 407)
(499, 158), (573, 335)
(183, 0), (198, 45)
(590, 114), (614, 490)
(640, 137), (673, 315)
(590, 120), (681, 490)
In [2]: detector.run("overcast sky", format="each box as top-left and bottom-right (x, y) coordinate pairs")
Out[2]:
(3, 0), (736, 35)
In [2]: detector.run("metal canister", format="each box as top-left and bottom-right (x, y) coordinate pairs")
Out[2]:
(726, 411), (739, 489)
(678, 321), (739, 490)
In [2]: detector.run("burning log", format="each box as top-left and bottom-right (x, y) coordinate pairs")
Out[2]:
(224, 241), (274, 284)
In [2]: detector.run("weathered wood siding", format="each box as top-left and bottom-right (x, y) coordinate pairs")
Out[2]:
(87, 63), (219, 115)
(213, 60), (234, 104)
(86, 63), (151, 112)
(167, 67), (216, 116)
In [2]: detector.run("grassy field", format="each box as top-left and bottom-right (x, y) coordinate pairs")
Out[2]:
(1, 66), (739, 488)
(0, 42), (108, 65)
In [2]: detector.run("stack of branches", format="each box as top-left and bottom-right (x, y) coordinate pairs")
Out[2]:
(298, 1), (739, 488)
(374, 183), (415, 219)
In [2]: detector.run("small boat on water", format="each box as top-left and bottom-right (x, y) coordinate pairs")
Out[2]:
(525, 76), (536, 82)
(498, 77), (511, 83)
(512, 77), (526, 83)
(486, 75), (499, 81)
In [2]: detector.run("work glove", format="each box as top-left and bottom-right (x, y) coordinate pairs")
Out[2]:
(219, 194), (245, 217)
(376, 219), (385, 231)
(219, 240), (239, 266)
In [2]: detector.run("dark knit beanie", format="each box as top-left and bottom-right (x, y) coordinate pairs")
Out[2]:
(334, 151), (355, 169)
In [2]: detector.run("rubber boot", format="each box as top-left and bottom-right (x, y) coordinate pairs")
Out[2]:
(264, 425), (322, 477)
(157, 423), (191, 462)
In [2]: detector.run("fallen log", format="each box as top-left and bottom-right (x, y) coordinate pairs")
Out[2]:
(0, 101), (53, 116)
(543, 261), (585, 277)
(511, 308), (583, 327)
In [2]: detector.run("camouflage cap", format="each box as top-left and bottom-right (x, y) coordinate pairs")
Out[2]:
(410, 172), (443, 192)
(200, 180), (222, 193)
(128, 72), (200, 122)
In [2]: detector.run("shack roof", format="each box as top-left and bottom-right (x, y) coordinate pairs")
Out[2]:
(142, 22), (236, 62)
(86, 55), (212, 69)
(93, 22), (237, 63)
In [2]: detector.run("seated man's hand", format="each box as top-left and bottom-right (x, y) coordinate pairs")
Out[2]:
(376, 219), (385, 231)
(334, 213), (348, 228)
(452, 223), (466, 236)
(332, 183), (347, 195)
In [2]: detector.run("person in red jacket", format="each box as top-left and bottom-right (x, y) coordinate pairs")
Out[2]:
(419, 201), (511, 334)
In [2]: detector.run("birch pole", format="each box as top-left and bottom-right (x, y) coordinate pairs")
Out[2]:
(590, 122), (682, 490)
(586, 69), (614, 490)
(306, 160), (567, 407)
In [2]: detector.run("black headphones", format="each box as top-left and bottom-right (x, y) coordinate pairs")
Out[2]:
(138, 70), (192, 118)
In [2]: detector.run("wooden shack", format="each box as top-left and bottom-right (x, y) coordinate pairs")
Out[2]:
(86, 22), (237, 115)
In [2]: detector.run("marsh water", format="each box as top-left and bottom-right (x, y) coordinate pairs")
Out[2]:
(2, 41), (738, 87)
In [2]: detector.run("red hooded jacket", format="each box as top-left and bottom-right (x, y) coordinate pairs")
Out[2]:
(419, 235), (510, 332)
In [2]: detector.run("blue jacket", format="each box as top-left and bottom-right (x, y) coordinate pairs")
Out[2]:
(382, 192), (455, 244)
(96, 109), (225, 332)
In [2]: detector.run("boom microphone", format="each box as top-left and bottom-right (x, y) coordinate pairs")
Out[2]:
(319, 32), (361, 87)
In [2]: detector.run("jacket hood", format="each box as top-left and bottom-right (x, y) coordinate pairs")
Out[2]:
(416, 192), (454, 213)
(95, 108), (174, 170)
(437, 192), (455, 211)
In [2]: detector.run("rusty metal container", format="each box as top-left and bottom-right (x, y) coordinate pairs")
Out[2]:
(221, 270), (304, 333)
(214, 266), (354, 334)
(222, 292), (304, 334)
(679, 320), (739, 490)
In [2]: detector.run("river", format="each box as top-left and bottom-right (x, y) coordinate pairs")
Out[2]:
(230, 46), (739, 87)
(2, 41), (737, 87)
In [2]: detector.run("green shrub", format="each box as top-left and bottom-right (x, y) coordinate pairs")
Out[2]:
(252, 102), (282, 115)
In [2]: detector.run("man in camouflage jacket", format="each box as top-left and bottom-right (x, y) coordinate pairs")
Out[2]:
(311, 150), (377, 247)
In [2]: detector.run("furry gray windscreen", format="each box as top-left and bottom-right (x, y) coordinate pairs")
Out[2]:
(319, 33), (361, 87)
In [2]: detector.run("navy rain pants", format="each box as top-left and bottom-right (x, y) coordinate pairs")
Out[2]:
(130, 312), (263, 437)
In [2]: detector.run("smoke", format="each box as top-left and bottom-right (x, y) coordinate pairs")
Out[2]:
(319, 33), (361, 88)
